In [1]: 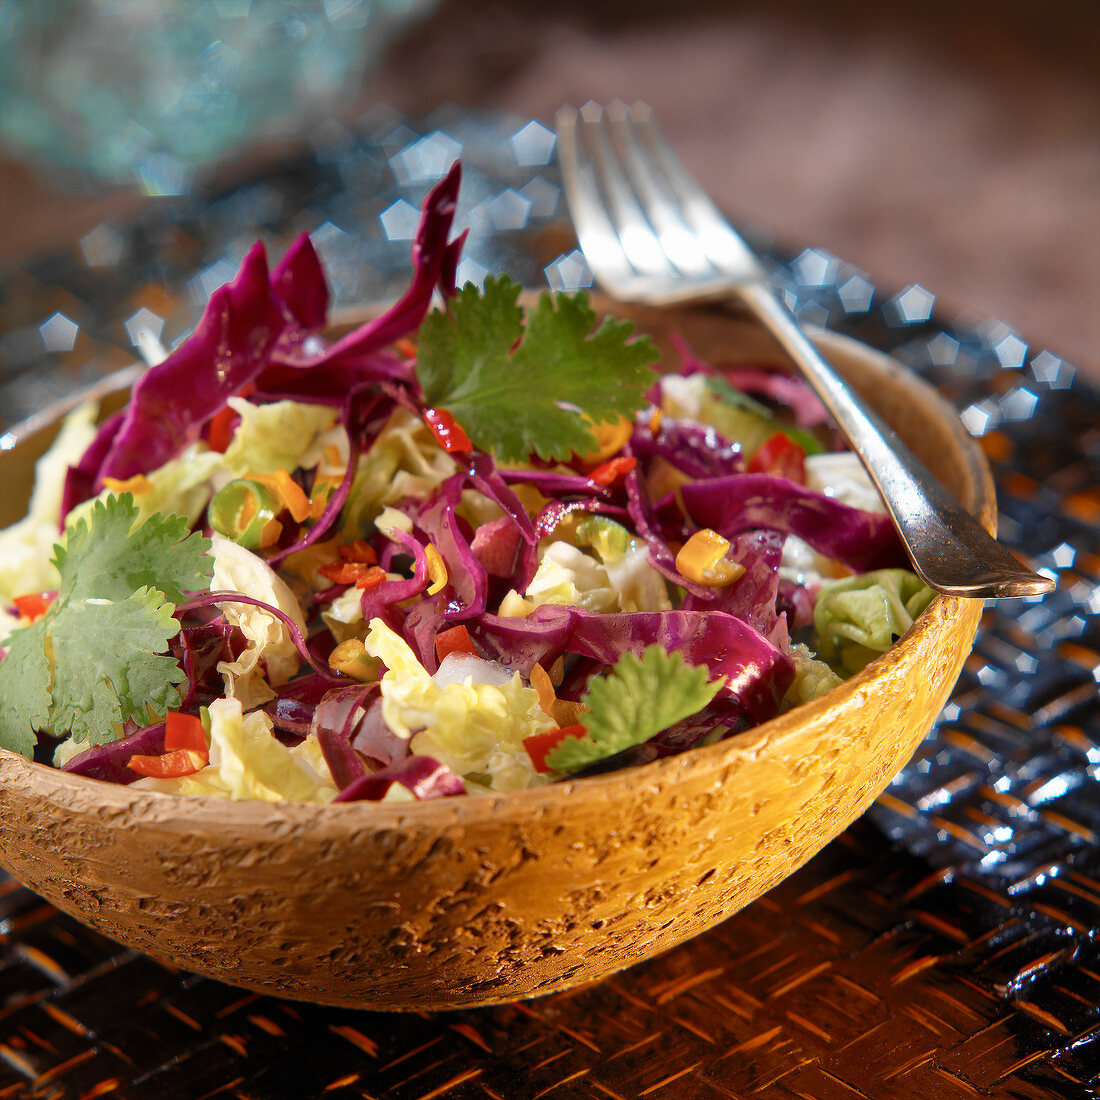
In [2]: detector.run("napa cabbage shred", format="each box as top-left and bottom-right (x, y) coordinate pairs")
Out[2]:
(0, 163), (932, 802)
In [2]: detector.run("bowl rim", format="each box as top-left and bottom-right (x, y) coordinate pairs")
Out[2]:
(0, 323), (996, 829)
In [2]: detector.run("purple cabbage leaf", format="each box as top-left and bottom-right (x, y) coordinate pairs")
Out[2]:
(681, 473), (906, 573)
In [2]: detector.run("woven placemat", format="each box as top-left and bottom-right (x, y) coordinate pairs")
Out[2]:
(2, 824), (1097, 1098)
(1, 111), (1097, 1098)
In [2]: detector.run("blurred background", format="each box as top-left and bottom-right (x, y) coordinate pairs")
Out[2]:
(1, 0), (1097, 374)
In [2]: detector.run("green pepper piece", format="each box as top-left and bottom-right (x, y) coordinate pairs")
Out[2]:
(208, 479), (281, 549)
(704, 378), (826, 457)
(574, 515), (634, 563)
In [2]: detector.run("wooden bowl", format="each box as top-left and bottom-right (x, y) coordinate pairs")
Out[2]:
(0, 301), (994, 1010)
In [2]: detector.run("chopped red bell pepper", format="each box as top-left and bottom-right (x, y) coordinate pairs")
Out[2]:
(589, 456), (637, 487)
(422, 407), (473, 454)
(319, 561), (387, 591)
(320, 561), (367, 586)
(205, 406), (240, 454)
(435, 624), (477, 664)
(354, 566), (387, 591)
(523, 723), (588, 774)
(127, 748), (207, 779)
(13, 592), (55, 621)
(337, 539), (378, 564)
(164, 711), (209, 760)
(747, 431), (807, 482)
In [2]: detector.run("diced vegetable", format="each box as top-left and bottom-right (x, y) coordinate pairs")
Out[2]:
(422, 407), (473, 454)
(746, 431), (807, 482)
(208, 479), (282, 549)
(328, 640), (382, 682)
(578, 416), (634, 465)
(205, 406), (238, 453)
(127, 748), (207, 779)
(248, 470), (311, 523)
(589, 456), (637, 487)
(338, 539), (378, 564)
(435, 625), (477, 663)
(675, 530), (745, 587)
(524, 724), (587, 774)
(13, 592), (54, 621)
(164, 711), (208, 759)
(701, 377), (825, 458)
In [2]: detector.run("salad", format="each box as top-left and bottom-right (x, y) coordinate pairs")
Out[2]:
(0, 164), (933, 803)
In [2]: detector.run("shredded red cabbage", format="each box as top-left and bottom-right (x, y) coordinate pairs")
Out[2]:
(60, 721), (166, 784)
(93, 242), (286, 488)
(265, 163), (463, 375)
(333, 755), (465, 802)
(178, 591), (346, 685)
(409, 474), (489, 621)
(681, 530), (786, 639)
(681, 474), (906, 573)
(472, 606), (793, 726)
(312, 685), (373, 789)
(175, 621), (238, 710)
(64, 166), (463, 511)
(270, 232), (329, 336)
(60, 410), (124, 525)
(360, 526), (432, 621)
(630, 420), (745, 479)
(350, 698), (410, 767)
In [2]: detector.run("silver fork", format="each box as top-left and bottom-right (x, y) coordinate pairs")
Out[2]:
(556, 100), (1054, 600)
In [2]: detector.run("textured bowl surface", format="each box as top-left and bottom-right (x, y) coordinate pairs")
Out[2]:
(0, 301), (994, 1010)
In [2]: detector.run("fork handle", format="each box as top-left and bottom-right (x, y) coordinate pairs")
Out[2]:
(735, 283), (1053, 599)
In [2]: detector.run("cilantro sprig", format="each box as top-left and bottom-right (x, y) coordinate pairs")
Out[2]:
(546, 645), (724, 774)
(416, 277), (658, 463)
(0, 495), (212, 758)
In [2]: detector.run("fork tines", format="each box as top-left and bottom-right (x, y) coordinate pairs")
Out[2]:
(555, 100), (760, 304)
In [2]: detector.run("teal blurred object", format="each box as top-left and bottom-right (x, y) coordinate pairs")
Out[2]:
(0, 0), (435, 194)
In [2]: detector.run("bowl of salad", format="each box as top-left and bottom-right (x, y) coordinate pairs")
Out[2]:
(0, 166), (994, 1009)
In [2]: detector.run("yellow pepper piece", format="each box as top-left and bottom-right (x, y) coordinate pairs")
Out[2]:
(329, 639), (382, 682)
(578, 415), (634, 467)
(551, 699), (587, 728)
(256, 518), (284, 548)
(102, 474), (153, 496)
(308, 473), (342, 519)
(675, 529), (746, 587)
(425, 544), (449, 595)
(248, 470), (312, 523)
(529, 662), (558, 718)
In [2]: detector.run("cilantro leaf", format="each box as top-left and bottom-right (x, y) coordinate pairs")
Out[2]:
(56, 495), (211, 604)
(416, 277), (658, 463)
(0, 621), (51, 758)
(47, 588), (187, 746)
(0, 496), (213, 757)
(546, 645), (724, 774)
